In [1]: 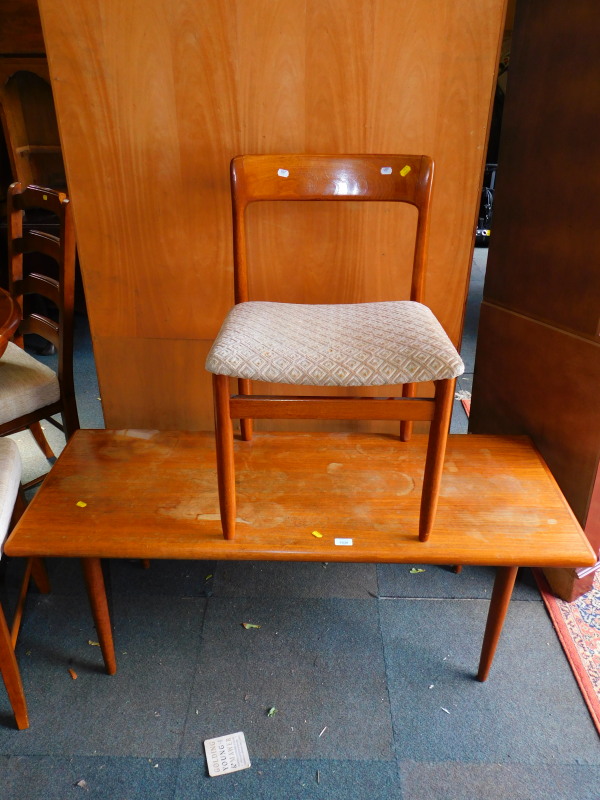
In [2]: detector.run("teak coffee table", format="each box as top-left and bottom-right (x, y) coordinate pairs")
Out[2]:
(5, 429), (595, 683)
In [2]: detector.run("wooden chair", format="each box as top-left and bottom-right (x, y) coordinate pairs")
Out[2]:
(0, 183), (79, 475)
(0, 437), (50, 730)
(206, 154), (464, 540)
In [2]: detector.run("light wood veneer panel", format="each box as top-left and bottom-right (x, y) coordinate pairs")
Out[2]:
(94, 338), (216, 431)
(38, 0), (506, 428)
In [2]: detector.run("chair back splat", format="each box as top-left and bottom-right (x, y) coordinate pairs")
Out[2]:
(206, 154), (464, 542)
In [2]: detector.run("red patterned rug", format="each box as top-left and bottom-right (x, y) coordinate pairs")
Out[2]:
(534, 569), (600, 735)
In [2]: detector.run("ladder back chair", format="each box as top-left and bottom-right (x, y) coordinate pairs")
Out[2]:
(0, 183), (80, 472)
(206, 154), (464, 541)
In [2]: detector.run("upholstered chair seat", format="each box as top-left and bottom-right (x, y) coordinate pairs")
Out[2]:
(0, 342), (60, 425)
(0, 438), (21, 546)
(206, 300), (464, 386)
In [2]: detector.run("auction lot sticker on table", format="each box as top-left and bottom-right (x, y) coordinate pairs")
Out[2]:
(204, 731), (251, 777)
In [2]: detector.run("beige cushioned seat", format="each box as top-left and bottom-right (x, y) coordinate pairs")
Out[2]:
(0, 342), (60, 425)
(206, 300), (464, 386)
(0, 437), (21, 553)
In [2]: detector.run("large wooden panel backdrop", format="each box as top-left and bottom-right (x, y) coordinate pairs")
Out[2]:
(38, 0), (506, 430)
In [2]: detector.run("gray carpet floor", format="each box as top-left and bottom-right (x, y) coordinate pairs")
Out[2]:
(1, 249), (598, 799)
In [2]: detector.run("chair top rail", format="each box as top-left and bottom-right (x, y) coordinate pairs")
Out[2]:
(8, 183), (68, 216)
(231, 154), (433, 207)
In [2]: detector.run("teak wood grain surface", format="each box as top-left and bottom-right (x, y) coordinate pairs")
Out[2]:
(6, 430), (595, 569)
(37, 0), (507, 430)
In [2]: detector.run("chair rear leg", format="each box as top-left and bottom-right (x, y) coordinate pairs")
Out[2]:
(7, 492), (47, 648)
(0, 604), (28, 729)
(62, 399), (81, 440)
(400, 382), (415, 441)
(10, 559), (32, 648)
(9, 559), (51, 648)
(29, 421), (55, 459)
(419, 378), (455, 541)
(213, 374), (237, 539)
(238, 378), (253, 441)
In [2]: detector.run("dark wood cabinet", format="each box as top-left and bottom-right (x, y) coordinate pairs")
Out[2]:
(470, 0), (600, 600)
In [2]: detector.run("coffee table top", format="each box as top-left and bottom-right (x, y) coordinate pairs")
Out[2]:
(0, 288), (20, 357)
(6, 429), (596, 568)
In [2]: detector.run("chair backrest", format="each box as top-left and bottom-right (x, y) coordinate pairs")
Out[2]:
(230, 154), (434, 304)
(7, 182), (76, 396)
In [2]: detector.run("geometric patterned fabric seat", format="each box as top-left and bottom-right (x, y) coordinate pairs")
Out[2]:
(0, 342), (60, 425)
(206, 300), (464, 386)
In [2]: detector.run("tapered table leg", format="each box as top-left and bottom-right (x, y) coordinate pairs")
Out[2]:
(30, 557), (51, 594)
(477, 565), (518, 681)
(81, 558), (116, 675)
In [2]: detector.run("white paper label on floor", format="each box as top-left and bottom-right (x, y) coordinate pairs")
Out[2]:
(335, 538), (353, 546)
(204, 731), (251, 777)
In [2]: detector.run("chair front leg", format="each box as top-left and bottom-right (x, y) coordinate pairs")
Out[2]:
(29, 421), (55, 459)
(213, 373), (237, 540)
(419, 377), (455, 541)
(0, 604), (28, 729)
